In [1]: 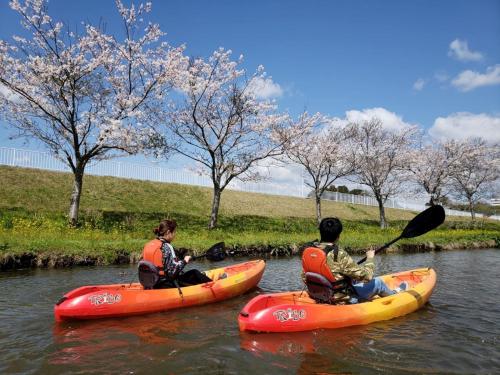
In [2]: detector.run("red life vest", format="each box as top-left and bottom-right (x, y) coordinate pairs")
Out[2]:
(141, 239), (165, 276)
(301, 246), (338, 282)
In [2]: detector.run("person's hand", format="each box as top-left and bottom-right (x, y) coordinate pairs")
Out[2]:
(366, 249), (375, 259)
(184, 255), (192, 263)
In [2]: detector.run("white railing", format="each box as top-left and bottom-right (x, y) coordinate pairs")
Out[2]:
(318, 190), (496, 219)
(0, 146), (496, 220)
(0, 147), (303, 197)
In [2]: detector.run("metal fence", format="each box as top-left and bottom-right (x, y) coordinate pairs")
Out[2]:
(0, 146), (303, 196)
(318, 191), (496, 220)
(1, 146), (497, 220)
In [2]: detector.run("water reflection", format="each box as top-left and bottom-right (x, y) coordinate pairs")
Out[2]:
(241, 326), (398, 375)
(49, 301), (238, 369)
(51, 314), (201, 365)
(240, 331), (317, 357)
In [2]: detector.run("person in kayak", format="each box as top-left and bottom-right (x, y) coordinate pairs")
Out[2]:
(141, 219), (212, 288)
(302, 217), (407, 303)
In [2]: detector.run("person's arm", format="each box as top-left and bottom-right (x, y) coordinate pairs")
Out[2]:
(327, 249), (375, 283)
(162, 243), (187, 280)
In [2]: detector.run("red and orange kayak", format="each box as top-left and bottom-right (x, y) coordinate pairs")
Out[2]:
(239, 267), (436, 332)
(55, 260), (265, 321)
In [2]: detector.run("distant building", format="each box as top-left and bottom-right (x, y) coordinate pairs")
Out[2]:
(491, 198), (500, 206)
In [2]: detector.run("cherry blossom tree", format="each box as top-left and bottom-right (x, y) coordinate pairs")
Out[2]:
(348, 118), (417, 228)
(0, 0), (187, 225)
(407, 138), (465, 206)
(448, 138), (499, 220)
(286, 113), (355, 224)
(158, 49), (304, 229)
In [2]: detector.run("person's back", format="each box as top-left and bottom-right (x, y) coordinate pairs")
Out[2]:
(302, 217), (406, 303)
(141, 238), (165, 273)
(139, 219), (212, 289)
(304, 217), (375, 282)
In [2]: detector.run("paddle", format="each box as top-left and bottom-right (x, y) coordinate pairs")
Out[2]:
(357, 205), (446, 265)
(191, 241), (227, 262)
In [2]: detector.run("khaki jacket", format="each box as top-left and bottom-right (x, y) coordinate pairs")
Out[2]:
(320, 242), (375, 283)
(302, 242), (375, 284)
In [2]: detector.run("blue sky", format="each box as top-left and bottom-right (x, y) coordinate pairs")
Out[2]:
(0, 0), (499, 155)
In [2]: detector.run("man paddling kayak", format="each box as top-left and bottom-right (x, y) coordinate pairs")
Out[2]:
(302, 217), (407, 303)
(141, 219), (212, 288)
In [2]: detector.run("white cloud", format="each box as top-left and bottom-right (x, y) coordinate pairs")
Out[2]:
(247, 76), (283, 99)
(429, 112), (500, 143)
(344, 107), (416, 132)
(250, 159), (302, 182)
(0, 85), (9, 97)
(434, 71), (449, 83)
(0, 84), (21, 102)
(413, 78), (426, 91)
(451, 64), (500, 92)
(228, 159), (306, 197)
(448, 39), (483, 62)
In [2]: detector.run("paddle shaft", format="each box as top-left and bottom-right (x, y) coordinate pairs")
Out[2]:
(192, 252), (226, 262)
(191, 242), (226, 261)
(357, 235), (402, 265)
(191, 254), (206, 261)
(356, 205), (445, 265)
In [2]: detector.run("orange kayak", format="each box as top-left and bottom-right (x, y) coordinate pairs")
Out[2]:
(55, 260), (265, 321)
(239, 267), (436, 332)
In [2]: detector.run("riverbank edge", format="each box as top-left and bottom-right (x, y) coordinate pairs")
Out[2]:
(1, 239), (497, 271)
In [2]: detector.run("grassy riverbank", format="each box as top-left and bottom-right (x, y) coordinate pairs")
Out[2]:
(1, 165), (499, 269)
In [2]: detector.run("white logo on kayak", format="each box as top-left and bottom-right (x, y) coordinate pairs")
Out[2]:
(273, 308), (306, 322)
(88, 293), (122, 306)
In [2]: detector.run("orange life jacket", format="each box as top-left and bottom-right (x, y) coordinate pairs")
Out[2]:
(142, 239), (165, 276)
(301, 246), (338, 282)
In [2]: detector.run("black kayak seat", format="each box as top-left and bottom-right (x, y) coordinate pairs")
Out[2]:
(304, 272), (336, 304)
(138, 260), (160, 289)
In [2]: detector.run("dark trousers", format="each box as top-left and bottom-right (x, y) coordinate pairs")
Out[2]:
(155, 269), (212, 289)
(177, 269), (212, 286)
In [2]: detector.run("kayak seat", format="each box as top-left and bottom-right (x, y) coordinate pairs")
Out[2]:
(304, 272), (337, 304)
(138, 260), (160, 289)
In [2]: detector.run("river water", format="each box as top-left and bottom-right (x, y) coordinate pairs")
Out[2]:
(0, 249), (499, 374)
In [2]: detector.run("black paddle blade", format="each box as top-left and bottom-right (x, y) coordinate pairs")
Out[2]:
(205, 241), (226, 261)
(401, 205), (445, 239)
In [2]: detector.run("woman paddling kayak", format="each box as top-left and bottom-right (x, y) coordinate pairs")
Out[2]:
(141, 219), (212, 288)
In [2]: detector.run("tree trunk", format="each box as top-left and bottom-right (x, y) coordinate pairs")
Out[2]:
(376, 197), (387, 229)
(315, 192), (322, 226)
(209, 185), (222, 229)
(428, 195), (436, 206)
(68, 165), (85, 227)
(468, 200), (476, 221)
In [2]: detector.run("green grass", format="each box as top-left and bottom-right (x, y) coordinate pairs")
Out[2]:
(0, 165), (498, 264)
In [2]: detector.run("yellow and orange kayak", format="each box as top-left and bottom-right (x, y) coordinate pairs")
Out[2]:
(239, 267), (436, 332)
(55, 260), (265, 321)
